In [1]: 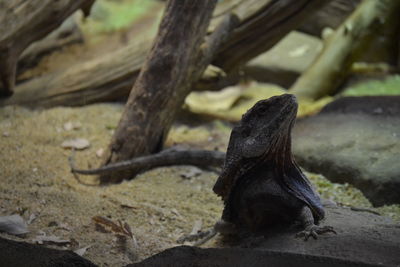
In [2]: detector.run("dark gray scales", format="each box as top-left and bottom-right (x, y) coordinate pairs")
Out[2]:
(227, 167), (305, 231)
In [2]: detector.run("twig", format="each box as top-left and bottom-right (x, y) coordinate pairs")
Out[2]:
(338, 202), (381, 216)
(350, 206), (381, 216)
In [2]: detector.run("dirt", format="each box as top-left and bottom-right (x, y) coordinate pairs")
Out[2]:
(0, 104), (226, 266)
(1, 104), (399, 266)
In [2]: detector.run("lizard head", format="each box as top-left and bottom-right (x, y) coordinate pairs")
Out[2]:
(213, 94), (298, 197)
(239, 93), (297, 158)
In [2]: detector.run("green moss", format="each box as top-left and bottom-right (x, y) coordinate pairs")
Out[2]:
(343, 75), (400, 96)
(83, 0), (161, 34)
(376, 205), (400, 222)
(308, 173), (371, 207)
(307, 172), (400, 222)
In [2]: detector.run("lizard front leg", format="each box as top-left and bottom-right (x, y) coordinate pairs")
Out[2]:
(296, 206), (336, 241)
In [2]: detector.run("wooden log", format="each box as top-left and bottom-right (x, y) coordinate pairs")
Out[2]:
(0, 0), (94, 97)
(99, 1), (240, 183)
(18, 17), (84, 75)
(289, 0), (400, 100)
(0, 0), (330, 108)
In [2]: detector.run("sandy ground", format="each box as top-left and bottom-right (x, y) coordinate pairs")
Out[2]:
(2, 1), (399, 265)
(0, 104), (227, 266)
(0, 104), (399, 266)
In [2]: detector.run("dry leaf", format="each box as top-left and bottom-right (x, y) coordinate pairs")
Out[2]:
(0, 214), (29, 235)
(92, 216), (138, 260)
(185, 86), (242, 113)
(92, 216), (132, 237)
(61, 138), (90, 150)
(27, 213), (38, 225)
(185, 82), (286, 121)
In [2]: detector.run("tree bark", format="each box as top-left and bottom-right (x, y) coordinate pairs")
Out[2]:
(100, 0), (239, 183)
(0, 0), (94, 97)
(0, 0), (331, 108)
(289, 0), (400, 100)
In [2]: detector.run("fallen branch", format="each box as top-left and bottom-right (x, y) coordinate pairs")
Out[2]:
(69, 148), (225, 176)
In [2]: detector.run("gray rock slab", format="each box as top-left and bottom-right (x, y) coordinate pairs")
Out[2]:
(130, 204), (400, 267)
(293, 96), (400, 206)
(130, 246), (381, 267)
(244, 31), (322, 88)
(0, 236), (97, 267)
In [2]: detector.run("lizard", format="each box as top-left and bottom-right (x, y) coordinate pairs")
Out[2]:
(70, 94), (334, 241)
(179, 94), (335, 245)
(202, 94), (335, 243)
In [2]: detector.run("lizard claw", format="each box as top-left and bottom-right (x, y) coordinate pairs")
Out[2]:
(296, 225), (336, 241)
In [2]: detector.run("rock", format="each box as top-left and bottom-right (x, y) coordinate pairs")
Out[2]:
(130, 204), (400, 267)
(243, 31), (322, 88)
(293, 96), (400, 206)
(130, 246), (379, 267)
(61, 138), (90, 150)
(0, 237), (96, 267)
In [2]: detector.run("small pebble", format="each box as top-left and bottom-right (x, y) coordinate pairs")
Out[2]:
(96, 148), (104, 158)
